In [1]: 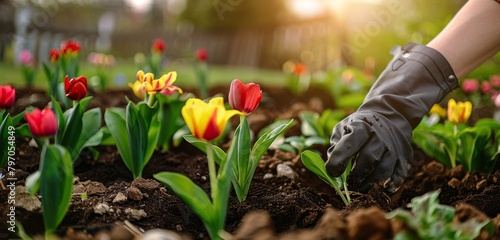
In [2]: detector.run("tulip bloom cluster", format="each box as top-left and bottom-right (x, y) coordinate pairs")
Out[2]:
(459, 75), (500, 108)
(43, 39), (82, 106)
(414, 99), (500, 172)
(129, 70), (182, 101)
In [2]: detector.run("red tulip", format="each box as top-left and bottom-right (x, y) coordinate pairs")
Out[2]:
(64, 75), (88, 100)
(25, 108), (58, 138)
(50, 49), (60, 62)
(61, 40), (80, 55)
(228, 79), (262, 115)
(151, 39), (165, 54)
(0, 85), (15, 109)
(195, 48), (207, 62)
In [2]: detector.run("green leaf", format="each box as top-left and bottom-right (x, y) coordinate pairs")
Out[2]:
(184, 135), (227, 165)
(156, 94), (187, 150)
(299, 112), (321, 137)
(59, 103), (84, 159)
(126, 102), (146, 179)
(39, 144), (73, 234)
(300, 150), (338, 188)
(154, 172), (215, 226)
(231, 118), (251, 202)
(25, 170), (41, 195)
(71, 108), (103, 160)
(237, 119), (294, 201)
(104, 107), (131, 170)
(51, 97), (66, 143)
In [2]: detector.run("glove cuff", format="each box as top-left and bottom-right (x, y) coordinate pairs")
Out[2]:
(399, 42), (458, 94)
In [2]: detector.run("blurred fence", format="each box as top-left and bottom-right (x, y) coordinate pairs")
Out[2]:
(1, 8), (342, 70)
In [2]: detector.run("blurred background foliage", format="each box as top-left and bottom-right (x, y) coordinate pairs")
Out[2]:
(0, 0), (498, 88)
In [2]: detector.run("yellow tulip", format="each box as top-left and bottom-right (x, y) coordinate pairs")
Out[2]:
(128, 80), (146, 99)
(182, 97), (241, 141)
(447, 99), (472, 125)
(429, 104), (447, 118)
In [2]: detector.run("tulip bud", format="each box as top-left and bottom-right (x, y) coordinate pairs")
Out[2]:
(0, 85), (15, 110)
(195, 48), (207, 62)
(151, 39), (165, 54)
(64, 75), (88, 100)
(25, 108), (58, 138)
(229, 79), (262, 115)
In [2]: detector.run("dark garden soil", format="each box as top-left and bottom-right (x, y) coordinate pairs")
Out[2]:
(1, 85), (500, 240)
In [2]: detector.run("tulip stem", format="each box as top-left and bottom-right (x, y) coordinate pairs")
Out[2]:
(206, 142), (218, 200)
(147, 94), (156, 107)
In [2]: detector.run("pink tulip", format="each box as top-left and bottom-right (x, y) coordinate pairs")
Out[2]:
(461, 79), (479, 93)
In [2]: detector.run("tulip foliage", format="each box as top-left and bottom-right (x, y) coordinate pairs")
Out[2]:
(24, 107), (73, 238)
(183, 80), (294, 202)
(52, 97), (104, 161)
(105, 101), (160, 179)
(414, 100), (500, 172)
(155, 97), (239, 240)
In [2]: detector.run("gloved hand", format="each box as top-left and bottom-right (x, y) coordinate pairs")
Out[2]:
(326, 43), (458, 193)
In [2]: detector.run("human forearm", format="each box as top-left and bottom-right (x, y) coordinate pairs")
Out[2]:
(427, 0), (500, 78)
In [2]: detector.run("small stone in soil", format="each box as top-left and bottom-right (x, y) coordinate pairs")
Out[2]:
(113, 192), (128, 203)
(125, 208), (147, 220)
(126, 186), (144, 201)
(15, 186), (41, 212)
(131, 177), (160, 193)
(142, 229), (184, 240)
(276, 163), (298, 179)
(94, 203), (110, 215)
(263, 173), (273, 179)
(87, 181), (107, 195)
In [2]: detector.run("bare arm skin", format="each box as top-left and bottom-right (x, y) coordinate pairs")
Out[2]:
(428, 0), (500, 79)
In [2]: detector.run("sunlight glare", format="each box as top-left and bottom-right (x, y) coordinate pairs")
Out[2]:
(126, 0), (153, 13)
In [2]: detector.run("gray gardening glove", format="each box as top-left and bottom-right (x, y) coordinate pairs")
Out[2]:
(326, 43), (458, 193)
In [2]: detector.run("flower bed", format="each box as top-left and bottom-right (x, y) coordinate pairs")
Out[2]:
(1, 85), (499, 239)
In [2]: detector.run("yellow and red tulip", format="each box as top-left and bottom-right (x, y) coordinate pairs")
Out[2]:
(60, 40), (80, 55)
(182, 97), (241, 141)
(228, 79), (262, 115)
(447, 99), (472, 125)
(25, 108), (58, 138)
(0, 85), (15, 110)
(64, 75), (88, 100)
(50, 49), (60, 62)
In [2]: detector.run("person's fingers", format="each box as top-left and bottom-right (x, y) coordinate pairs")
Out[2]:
(326, 121), (372, 177)
(347, 135), (388, 189)
(385, 153), (411, 193)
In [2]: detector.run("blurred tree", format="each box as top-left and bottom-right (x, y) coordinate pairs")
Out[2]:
(180, 0), (288, 31)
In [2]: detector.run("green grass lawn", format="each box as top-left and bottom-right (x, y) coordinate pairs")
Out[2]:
(0, 60), (286, 90)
